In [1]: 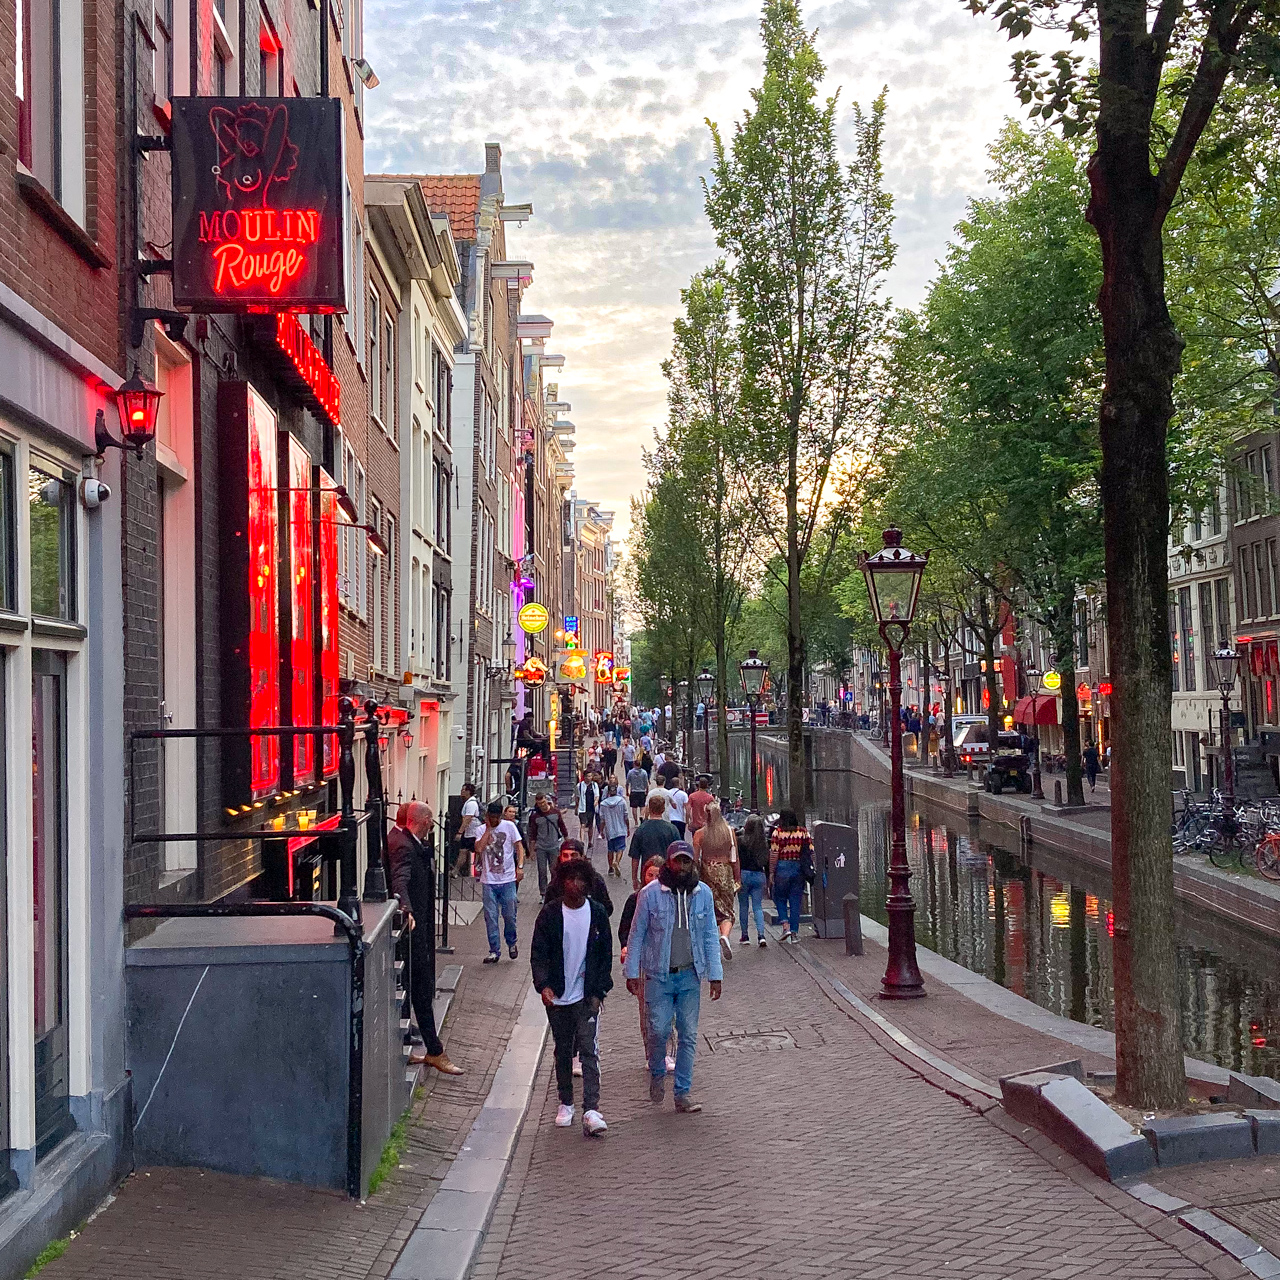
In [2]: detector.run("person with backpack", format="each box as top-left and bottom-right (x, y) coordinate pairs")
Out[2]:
(527, 792), (569, 896)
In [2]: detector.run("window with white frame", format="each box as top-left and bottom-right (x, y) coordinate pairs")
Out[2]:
(17, 0), (87, 225)
(385, 514), (396, 674)
(354, 461), (366, 617)
(413, 309), (422, 387)
(154, 0), (174, 102)
(384, 316), (395, 440)
(410, 556), (420, 665)
(367, 288), (380, 416)
(370, 499), (383, 670)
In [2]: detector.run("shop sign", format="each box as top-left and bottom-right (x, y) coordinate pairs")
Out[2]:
(1098, 681), (1113, 697)
(172, 98), (345, 312)
(563, 614), (579, 646)
(1042, 670), (1062, 692)
(274, 314), (341, 426)
(516, 655), (548, 687)
(560, 653), (587, 681)
(594, 650), (614, 683)
(518, 601), (549, 634)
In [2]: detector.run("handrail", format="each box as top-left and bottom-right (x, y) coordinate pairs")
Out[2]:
(125, 901), (366, 1199)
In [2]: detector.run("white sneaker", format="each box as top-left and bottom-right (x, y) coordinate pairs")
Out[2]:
(582, 1109), (607, 1137)
(720, 934), (733, 962)
(572, 1055), (583, 1077)
(555, 1103), (575, 1127)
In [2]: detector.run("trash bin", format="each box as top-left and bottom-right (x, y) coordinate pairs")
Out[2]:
(811, 820), (860, 948)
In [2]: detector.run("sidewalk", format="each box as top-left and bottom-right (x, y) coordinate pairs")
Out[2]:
(34, 868), (546, 1280)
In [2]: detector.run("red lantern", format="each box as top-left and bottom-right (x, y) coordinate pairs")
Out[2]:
(113, 367), (164, 453)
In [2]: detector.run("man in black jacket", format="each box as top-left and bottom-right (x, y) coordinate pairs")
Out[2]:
(531, 857), (613, 1136)
(389, 802), (464, 1077)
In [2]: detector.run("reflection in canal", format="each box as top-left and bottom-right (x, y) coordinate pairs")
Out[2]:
(727, 735), (1280, 1080)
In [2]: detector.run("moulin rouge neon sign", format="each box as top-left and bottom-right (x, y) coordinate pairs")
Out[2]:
(172, 98), (345, 313)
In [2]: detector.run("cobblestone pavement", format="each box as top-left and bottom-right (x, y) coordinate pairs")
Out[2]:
(1148, 1157), (1280, 1262)
(483, 861), (1247, 1280)
(36, 867), (546, 1280)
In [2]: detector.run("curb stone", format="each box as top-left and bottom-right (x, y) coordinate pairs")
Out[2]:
(389, 985), (548, 1280)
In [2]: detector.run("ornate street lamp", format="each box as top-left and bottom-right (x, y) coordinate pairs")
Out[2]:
(740, 649), (768, 812)
(859, 526), (929, 1001)
(95, 367), (165, 457)
(697, 666), (715, 772)
(1025, 666), (1045, 800)
(1212, 648), (1240, 803)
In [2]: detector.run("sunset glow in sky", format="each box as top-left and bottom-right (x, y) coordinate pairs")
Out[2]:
(364, 0), (1044, 541)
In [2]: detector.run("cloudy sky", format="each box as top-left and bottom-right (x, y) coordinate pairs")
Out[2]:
(363, 0), (1045, 542)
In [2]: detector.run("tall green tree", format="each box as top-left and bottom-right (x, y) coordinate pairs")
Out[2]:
(968, 0), (1280, 1107)
(705, 0), (895, 820)
(662, 265), (757, 789)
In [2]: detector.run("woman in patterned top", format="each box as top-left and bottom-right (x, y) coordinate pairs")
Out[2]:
(769, 809), (812, 944)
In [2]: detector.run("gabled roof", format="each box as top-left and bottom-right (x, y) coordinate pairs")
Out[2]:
(413, 174), (482, 242)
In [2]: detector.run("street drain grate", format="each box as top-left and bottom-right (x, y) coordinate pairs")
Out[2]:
(704, 1026), (826, 1053)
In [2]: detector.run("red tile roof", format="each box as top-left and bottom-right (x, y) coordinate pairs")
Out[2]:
(416, 174), (481, 242)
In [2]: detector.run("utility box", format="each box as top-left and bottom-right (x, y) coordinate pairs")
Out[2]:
(811, 820), (859, 943)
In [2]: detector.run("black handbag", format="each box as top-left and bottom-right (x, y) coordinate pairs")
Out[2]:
(799, 837), (816, 886)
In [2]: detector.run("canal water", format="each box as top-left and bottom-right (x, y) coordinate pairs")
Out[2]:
(725, 733), (1280, 1081)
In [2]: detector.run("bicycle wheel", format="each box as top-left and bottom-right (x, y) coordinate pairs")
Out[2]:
(1206, 829), (1245, 869)
(1257, 836), (1280, 881)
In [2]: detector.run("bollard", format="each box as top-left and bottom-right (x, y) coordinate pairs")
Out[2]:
(1054, 779), (1063, 806)
(843, 894), (863, 956)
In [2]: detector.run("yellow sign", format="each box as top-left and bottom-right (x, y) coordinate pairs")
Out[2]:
(1042, 670), (1062, 692)
(518, 602), (549, 634)
(560, 654), (587, 680)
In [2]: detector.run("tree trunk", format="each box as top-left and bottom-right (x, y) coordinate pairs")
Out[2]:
(786, 454), (806, 821)
(715, 633), (730, 796)
(1088, 136), (1186, 1108)
(1054, 601), (1086, 806)
(981, 610), (1002, 750)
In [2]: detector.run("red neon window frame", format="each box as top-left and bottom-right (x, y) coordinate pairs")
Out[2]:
(318, 470), (340, 779)
(289, 439), (315, 780)
(247, 388), (281, 796)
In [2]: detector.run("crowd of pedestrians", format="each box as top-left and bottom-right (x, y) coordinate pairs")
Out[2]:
(398, 715), (817, 1141)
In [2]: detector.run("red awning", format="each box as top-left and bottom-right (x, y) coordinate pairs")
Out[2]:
(1013, 695), (1059, 726)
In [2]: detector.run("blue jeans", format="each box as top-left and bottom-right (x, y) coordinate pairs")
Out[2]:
(737, 869), (767, 940)
(483, 880), (519, 953)
(773, 861), (804, 934)
(645, 968), (701, 1096)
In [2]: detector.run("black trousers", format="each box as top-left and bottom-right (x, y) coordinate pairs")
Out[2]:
(404, 844), (443, 1057)
(545, 1000), (601, 1110)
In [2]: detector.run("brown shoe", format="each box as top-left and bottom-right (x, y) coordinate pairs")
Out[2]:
(674, 1094), (701, 1113)
(412, 1052), (464, 1076)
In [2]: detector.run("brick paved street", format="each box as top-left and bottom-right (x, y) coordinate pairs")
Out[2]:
(27, 833), (1261, 1280)
(482, 848), (1246, 1280)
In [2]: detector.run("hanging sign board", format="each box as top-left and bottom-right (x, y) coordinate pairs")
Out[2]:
(1042, 670), (1062, 692)
(171, 97), (345, 313)
(518, 601), (549, 634)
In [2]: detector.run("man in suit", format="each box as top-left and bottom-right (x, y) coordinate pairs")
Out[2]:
(389, 801), (464, 1075)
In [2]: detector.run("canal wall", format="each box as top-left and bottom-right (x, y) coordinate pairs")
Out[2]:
(760, 727), (1280, 943)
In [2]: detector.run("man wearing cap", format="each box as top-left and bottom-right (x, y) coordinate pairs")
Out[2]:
(623, 842), (722, 1112)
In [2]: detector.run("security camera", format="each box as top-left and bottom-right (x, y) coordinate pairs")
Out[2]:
(454, 725), (465, 740)
(80, 478), (111, 509)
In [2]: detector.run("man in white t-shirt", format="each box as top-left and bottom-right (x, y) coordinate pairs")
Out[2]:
(531, 857), (612, 1137)
(667, 780), (690, 838)
(475, 799), (525, 964)
(456, 782), (483, 875)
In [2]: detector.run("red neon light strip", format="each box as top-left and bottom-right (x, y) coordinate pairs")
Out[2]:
(318, 473), (340, 779)
(247, 390), (280, 796)
(289, 438), (315, 780)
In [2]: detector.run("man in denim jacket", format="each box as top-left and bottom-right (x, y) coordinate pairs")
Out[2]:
(624, 842), (723, 1112)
